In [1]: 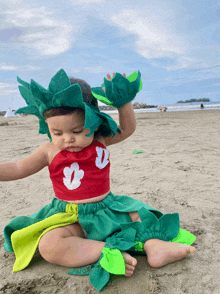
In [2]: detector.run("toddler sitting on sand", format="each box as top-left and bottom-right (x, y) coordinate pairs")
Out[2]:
(1, 69), (196, 291)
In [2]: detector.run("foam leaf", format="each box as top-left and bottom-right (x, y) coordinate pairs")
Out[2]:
(52, 84), (84, 109)
(100, 248), (125, 275)
(92, 71), (142, 108)
(17, 77), (30, 90)
(30, 79), (52, 106)
(48, 69), (71, 94)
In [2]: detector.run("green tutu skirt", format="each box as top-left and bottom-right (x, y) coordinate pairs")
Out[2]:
(3, 191), (196, 291)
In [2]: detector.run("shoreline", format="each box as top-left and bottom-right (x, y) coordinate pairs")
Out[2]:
(1, 101), (220, 116)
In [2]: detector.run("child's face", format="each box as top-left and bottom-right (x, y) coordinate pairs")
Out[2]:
(46, 111), (95, 152)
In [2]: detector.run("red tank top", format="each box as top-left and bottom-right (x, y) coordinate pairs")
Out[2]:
(48, 140), (110, 201)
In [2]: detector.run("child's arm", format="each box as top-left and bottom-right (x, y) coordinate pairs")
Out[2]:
(0, 143), (48, 181)
(101, 72), (136, 146)
(104, 101), (136, 146)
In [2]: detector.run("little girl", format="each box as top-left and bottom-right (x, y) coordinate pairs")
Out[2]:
(2, 69), (196, 291)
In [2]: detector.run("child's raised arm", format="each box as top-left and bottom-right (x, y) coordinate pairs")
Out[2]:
(100, 73), (136, 146)
(104, 102), (136, 146)
(0, 143), (48, 181)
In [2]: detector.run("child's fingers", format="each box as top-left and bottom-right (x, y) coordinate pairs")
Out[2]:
(104, 72), (126, 85)
(112, 72), (126, 77)
(102, 71), (126, 93)
(106, 73), (112, 81)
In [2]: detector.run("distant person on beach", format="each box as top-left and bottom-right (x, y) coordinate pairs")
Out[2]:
(1, 69), (196, 291)
(158, 106), (167, 112)
(200, 103), (204, 109)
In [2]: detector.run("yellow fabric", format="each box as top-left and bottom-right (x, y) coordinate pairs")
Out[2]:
(12, 203), (78, 272)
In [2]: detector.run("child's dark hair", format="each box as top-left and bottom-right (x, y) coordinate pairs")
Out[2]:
(43, 77), (98, 119)
(69, 77), (98, 108)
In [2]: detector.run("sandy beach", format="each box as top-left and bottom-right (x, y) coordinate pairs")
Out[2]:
(0, 110), (220, 294)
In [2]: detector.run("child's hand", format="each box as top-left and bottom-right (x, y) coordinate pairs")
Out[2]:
(102, 73), (126, 93)
(91, 71), (141, 109)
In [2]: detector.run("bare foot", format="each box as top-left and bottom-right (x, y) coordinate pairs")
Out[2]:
(121, 251), (137, 277)
(144, 239), (196, 268)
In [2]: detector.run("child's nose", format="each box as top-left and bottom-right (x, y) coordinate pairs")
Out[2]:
(64, 133), (75, 143)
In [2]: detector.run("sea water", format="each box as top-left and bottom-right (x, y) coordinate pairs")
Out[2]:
(103, 101), (220, 114)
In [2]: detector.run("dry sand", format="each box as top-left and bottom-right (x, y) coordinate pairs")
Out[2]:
(0, 110), (220, 294)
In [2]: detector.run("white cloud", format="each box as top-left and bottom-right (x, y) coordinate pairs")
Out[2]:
(70, 68), (82, 74)
(3, 6), (73, 56)
(22, 65), (42, 71)
(0, 82), (19, 96)
(159, 67), (220, 89)
(111, 9), (187, 60)
(70, 66), (109, 74)
(166, 56), (211, 71)
(70, 0), (104, 4)
(0, 65), (18, 71)
(5, 0), (21, 3)
(0, 0), (21, 4)
(0, 63), (41, 72)
(0, 83), (10, 89)
(5, 7), (53, 27)
(84, 66), (110, 73)
(0, 89), (19, 96)
(109, 6), (220, 71)
(162, 46), (220, 72)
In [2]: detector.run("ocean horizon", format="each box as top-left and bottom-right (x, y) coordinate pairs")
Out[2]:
(103, 101), (220, 114)
(1, 101), (220, 115)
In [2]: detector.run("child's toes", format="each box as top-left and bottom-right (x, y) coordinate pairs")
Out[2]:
(125, 264), (135, 271)
(125, 269), (134, 277)
(189, 246), (196, 254)
(121, 252), (137, 267)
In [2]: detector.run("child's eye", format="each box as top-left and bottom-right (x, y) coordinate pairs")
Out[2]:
(74, 130), (83, 134)
(54, 130), (83, 136)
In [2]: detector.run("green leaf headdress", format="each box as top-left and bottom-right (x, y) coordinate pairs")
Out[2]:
(15, 69), (121, 142)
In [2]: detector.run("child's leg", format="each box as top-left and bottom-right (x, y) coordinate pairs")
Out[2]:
(129, 211), (196, 267)
(38, 223), (137, 277)
(129, 211), (141, 222)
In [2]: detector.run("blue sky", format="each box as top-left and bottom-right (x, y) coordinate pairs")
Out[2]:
(0, 0), (220, 111)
